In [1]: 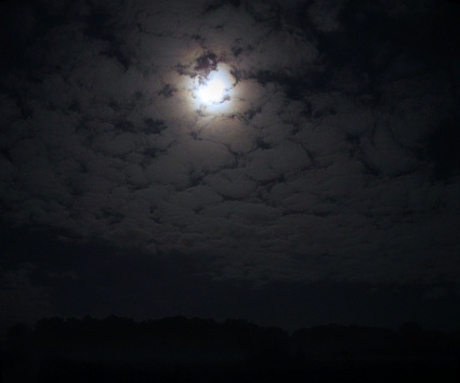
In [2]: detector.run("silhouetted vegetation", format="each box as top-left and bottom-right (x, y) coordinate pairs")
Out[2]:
(1, 317), (460, 382)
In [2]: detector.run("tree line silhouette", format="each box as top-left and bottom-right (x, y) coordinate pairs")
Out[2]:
(5, 316), (460, 358)
(2, 316), (460, 382)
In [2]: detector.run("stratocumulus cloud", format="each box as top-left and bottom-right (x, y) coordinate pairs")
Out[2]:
(0, 0), (459, 293)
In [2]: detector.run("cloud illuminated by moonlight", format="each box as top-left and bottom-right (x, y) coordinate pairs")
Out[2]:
(192, 64), (236, 114)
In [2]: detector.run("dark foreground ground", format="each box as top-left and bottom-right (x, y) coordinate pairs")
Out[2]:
(2, 356), (459, 383)
(1, 316), (459, 382)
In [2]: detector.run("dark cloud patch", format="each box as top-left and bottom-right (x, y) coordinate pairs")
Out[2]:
(144, 118), (168, 134)
(426, 119), (460, 180)
(158, 84), (175, 98)
(84, 5), (114, 41)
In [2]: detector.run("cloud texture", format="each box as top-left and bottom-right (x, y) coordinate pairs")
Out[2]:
(1, 0), (459, 294)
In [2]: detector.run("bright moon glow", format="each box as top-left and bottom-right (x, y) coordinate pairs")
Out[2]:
(193, 64), (235, 112)
(198, 78), (225, 103)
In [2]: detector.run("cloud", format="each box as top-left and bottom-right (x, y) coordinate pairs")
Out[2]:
(308, 0), (346, 32)
(0, 0), (459, 288)
(0, 264), (54, 325)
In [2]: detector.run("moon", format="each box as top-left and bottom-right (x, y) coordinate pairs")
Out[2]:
(198, 76), (226, 104)
(193, 64), (236, 112)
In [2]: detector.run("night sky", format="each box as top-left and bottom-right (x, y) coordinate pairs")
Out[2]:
(1, 0), (460, 336)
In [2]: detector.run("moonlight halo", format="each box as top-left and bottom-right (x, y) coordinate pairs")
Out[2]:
(193, 62), (236, 113)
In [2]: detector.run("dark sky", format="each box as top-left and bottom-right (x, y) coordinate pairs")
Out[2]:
(1, 0), (460, 336)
